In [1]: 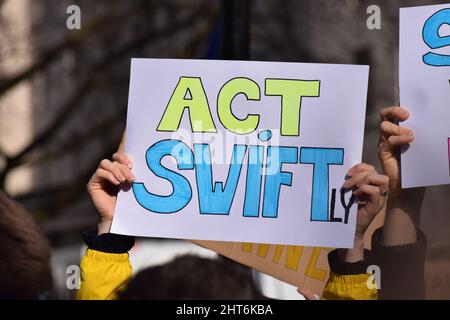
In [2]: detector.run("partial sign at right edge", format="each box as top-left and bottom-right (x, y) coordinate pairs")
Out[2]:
(400, 4), (450, 188)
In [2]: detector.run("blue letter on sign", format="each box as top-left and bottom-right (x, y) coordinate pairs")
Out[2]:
(422, 9), (450, 67)
(132, 140), (194, 213)
(262, 146), (298, 218)
(300, 147), (344, 222)
(195, 144), (247, 215)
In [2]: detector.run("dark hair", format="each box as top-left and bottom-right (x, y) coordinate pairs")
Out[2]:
(119, 254), (265, 300)
(0, 191), (53, 299)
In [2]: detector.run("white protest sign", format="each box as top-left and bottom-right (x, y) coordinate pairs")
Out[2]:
(400, 4), (450, 188)
(111, 58), (368, 248)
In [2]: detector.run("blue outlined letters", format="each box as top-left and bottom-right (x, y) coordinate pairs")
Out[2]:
(132, 140), (194, 213)
(195, 144), (247, 215)
(422, 8), (450, 67)
(132, 139), (353, 223)
(300, 148), (344, 222)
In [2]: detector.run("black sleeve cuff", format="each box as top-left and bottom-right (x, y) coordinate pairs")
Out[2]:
(83, 228), (135, 254)
(371, 226), (427, 256)
(371, 227), (427, 300)
(328, 249), (378, 275)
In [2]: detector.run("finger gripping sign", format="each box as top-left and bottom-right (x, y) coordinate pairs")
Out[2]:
(112, 59), (369, 248)
(400, 4), (450, 188)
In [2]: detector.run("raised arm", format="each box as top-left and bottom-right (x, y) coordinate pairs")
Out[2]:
(76, 153), (135, 300)
(375, 106), (426, 299)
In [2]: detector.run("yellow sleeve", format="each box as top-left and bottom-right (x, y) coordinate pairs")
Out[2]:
(76, 249), (132, 300)
(322, 272), (378, 300)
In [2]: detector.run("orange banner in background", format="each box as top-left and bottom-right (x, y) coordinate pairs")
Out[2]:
(193, 240), (331, 295)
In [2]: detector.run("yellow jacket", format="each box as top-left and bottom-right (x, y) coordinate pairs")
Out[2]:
(76, 249), (131, 300)
(76, 248), (377, 300)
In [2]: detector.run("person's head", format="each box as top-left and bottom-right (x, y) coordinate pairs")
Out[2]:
(0, 191), (53, 299)
(119, 254), (264, 300)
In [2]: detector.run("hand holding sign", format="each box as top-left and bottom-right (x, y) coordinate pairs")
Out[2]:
(378, 106), (415, 198)
(87, 154), (135, 234)
(344, 163), (389, 241)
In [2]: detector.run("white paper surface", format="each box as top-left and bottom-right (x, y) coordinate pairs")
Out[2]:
(111, 58), (368, 248)
(400, 4), (450, 188)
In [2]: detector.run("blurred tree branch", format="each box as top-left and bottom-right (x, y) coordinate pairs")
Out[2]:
(0, 9), (136, 96)
(21, 109), (125, 168)
(12, 6), (218, 225)
(0, 5), (213, 188)
(16, 137), (123, 222)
